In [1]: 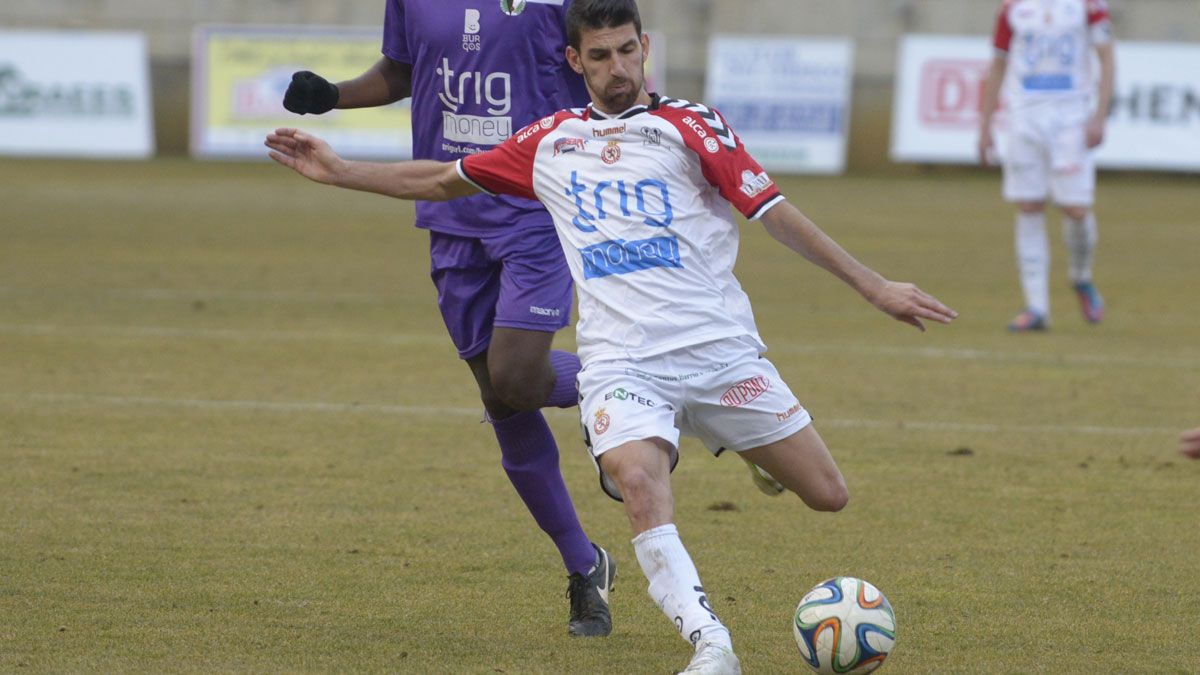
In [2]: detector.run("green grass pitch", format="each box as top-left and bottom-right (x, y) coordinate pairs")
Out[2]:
(1, 158), (1198, 673)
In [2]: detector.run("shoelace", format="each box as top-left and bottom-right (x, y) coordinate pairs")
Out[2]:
(566, 574), (594, 618)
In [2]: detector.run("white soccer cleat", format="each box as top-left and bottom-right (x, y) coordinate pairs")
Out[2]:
(739, 454), (785, 496)
(677, 640), (742, 675)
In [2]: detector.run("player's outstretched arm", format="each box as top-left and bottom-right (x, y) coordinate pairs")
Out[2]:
(265, 128), (477, 202)
(1181, 428), (1200, 459)
(759, 200), (958, 332)
(977, 54), (1007, 166)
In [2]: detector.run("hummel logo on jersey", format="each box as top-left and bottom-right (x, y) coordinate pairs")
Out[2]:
(593, 124), (626, 138)
(739, 170), (774, 198)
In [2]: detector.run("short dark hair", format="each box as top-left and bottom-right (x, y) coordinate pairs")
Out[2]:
(566, 0), (643, 50)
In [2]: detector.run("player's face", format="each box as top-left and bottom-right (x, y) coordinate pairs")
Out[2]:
(567, 24), (650, 114)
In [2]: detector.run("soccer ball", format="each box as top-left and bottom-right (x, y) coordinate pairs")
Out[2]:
(793, 577), (896, 674)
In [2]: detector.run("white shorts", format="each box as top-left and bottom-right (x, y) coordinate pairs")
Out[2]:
(1003, 106), (1095, 207)
(578, 337), (812, 500)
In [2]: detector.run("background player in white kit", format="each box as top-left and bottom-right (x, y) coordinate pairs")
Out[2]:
(264, 1), (957, 671)
(978, 0), (1115, 331)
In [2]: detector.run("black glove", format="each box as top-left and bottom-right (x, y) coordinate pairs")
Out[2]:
(283, 71), (340, 115)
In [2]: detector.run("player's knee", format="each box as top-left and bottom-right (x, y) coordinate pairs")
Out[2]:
(801, 478), (849, 513)
(1060, 205), (1089, 221)
(610, 464), (663, 513)
(489, 365), (549, 411)
(1016, 202), (1045, 215)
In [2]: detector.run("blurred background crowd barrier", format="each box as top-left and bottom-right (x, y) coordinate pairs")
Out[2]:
(1, 0), (1197, 172)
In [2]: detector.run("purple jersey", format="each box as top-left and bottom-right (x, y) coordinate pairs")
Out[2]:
(383, 0), (591, 235)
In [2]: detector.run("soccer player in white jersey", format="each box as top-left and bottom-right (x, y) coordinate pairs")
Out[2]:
(265, 0), (957, 671)
(978, 0), (1116, 331)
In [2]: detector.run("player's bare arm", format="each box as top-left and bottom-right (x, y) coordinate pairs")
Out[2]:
(1180, 427), (1200, 459)
(265, 128), (477, 201)
(1087, 42), (1115, 148)
(977, 53), (1008, 166)
(759, 200), (958, 332)
(334, 57), (414, 109)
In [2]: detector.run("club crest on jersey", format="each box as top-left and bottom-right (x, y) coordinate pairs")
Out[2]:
(593, 407), (611, 435)
(499, 0), (527, 16)
(554, 137), (587, 156)
(601, 140), (621, 165)
(739, 170), (773, 198)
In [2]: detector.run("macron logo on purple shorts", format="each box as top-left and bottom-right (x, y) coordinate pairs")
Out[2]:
(579, 236), (682, 279)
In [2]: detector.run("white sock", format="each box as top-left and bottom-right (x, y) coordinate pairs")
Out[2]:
(1015, 211), (1050, 316)
(1063, 212), (1098, 283)
(632, 523), (732, 650)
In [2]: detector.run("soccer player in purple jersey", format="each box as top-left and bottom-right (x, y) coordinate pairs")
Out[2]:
(280, 0), (615, 637)
(269, 0), (957, 670)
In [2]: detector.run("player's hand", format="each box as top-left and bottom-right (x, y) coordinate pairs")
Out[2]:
(265, 128), (345, 185)
(867, 281), (958, 332)
(1181, 427), (1200, 459)
(283, 71), (340, 115)
(977, 128), (997, 167)
(1085, 115), (1106, 148)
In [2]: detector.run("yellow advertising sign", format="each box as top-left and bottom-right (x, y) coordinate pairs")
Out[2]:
(192, 25), (413, 159)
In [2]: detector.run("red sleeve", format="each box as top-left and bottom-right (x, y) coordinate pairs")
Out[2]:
(655, 102), (783, 220)
(458, 114), (564, 200)
(992, 3), (1013, 52)
(1086, 0), (1110, 24)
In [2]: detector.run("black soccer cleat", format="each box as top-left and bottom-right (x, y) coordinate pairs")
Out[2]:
(567, 544), (616, 637)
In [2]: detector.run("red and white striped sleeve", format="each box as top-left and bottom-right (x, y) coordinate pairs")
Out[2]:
(654, 101), (783, 221)
(457, 113), (568, 200)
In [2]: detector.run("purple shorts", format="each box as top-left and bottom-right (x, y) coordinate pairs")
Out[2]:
(429, 222), (573, 360)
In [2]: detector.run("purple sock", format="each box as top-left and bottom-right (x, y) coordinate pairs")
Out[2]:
(492, 410), (597, 575)
(544, 350), (582, 409)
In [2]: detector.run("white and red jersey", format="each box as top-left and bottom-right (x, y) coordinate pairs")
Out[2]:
(458, 94), (784, 365)
(992, 0), (1112, 112)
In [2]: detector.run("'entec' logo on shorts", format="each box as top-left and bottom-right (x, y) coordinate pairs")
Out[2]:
(720, 376), (771, 407)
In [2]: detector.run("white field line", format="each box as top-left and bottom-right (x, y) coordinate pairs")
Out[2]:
(772, 342), (1200, 370)
(3, 321), (1198, 370)
(0, 323), (445, 346)
(14, 393), (1178, 437)
(0, 287), (394, 304)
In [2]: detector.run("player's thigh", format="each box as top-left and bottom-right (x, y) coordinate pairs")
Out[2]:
(428, 231), (500, 360)
(1050, 151), (1095, 210)
(1003, 127), (1050, 204)
(579, 362), (681, 501)
(685, 344), (811, 456)
(739, 425), (848, 512)
(486, 327), (557, 408)
(579, 364), (681, 458)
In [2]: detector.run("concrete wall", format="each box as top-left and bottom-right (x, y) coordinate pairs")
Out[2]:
(4, 0), (1197, 162)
